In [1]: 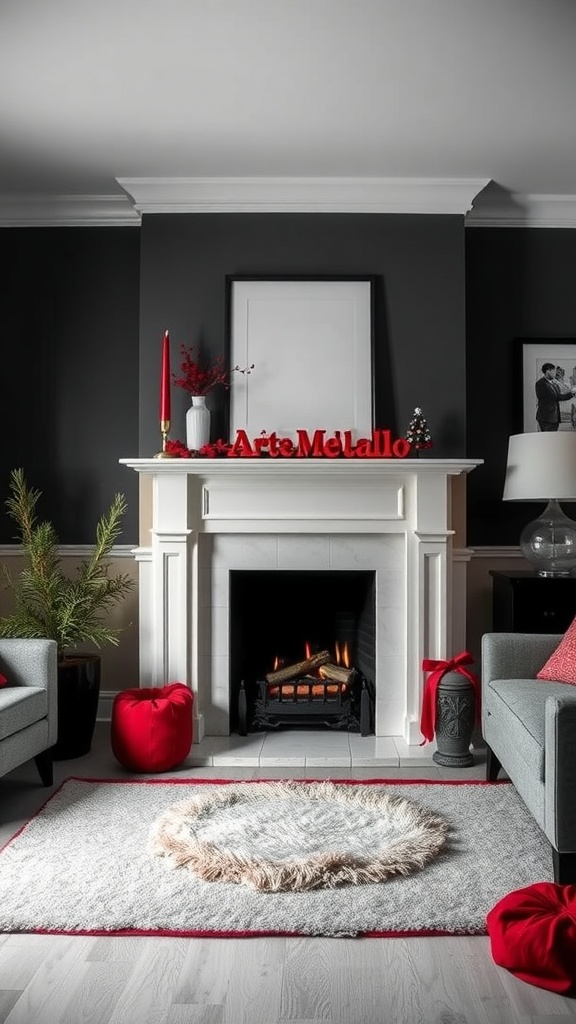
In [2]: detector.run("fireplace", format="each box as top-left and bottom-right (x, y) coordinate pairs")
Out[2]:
(121, 457), (480, 746)
(228, 569), (376, 734)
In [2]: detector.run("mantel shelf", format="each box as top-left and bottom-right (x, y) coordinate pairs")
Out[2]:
(120, 457), (482, 477)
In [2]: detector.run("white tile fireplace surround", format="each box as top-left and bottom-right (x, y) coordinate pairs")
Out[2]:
(121, 458), (480, 748)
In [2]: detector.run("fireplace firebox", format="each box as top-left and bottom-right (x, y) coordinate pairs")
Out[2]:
(229, 570), (375, 735)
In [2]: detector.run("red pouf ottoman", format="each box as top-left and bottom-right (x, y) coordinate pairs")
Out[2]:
(111, 684), (193, 773)
(487, 882), (576, 995)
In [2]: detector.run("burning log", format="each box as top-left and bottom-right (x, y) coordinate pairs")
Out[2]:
(265, 649), (331, 685)
(318, 662), (357, 687)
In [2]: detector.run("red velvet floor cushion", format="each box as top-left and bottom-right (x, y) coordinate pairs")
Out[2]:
(111, 684), (193, 773)
(487, 882), (576, 995)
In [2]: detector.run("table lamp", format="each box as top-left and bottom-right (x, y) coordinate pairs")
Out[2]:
(503, 431), (576, 576)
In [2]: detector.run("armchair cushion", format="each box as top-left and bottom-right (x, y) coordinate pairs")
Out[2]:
(0, 638), (58, 784)
(537, 615), (576, 685)
(0, 687), (49, 741)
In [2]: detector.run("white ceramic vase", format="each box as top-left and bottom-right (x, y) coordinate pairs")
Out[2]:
(186, 395), (211, 451)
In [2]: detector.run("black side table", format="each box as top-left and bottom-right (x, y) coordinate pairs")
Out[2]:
(490, 570), (576, 633)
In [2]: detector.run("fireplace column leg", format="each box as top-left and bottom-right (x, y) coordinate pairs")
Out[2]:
(149, 472), (204, 743)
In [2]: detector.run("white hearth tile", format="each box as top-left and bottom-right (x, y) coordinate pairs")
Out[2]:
(376, 610), (405, 656)
(306, 755), (352, 767)
(393, 735), (438, 767)
(212, 534), (278, 569)
(328, 536), (375, 569)
(209, 567), (230, 607)
(202, 677), (231, 735)
(205, 655), (229, 690)
(210, 606), (230, 658)
(193, 731), (439, 767)
(349, 734), (399, 766)
(259, 755), (307, 767)
(197, 602), (211, 649)
(375, 694), (405, 736)
(379, 619), (406, 657)
(373, 536), (405, 570)
(256, 766), (309, 779)
(185, 736), (218, 767)
(210, 734), (265, 767)
(261, 730), (350, 757)
(376, 568), (405, 606)
(328, 535), (403, 570)
(277, 534), (330, 569)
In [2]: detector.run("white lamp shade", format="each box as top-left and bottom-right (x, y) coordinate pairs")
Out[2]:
(503, 431), (576, 501)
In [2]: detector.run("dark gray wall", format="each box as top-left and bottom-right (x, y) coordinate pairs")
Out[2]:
(5, 215), (573, 550)
(138, 213), (467, 460)
(0, 227), (140, 544)
(466, 227), (576, 545)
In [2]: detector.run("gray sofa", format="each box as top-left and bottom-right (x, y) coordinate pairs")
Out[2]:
(0, 638), (58, 786)
(482, 631), (576, 884)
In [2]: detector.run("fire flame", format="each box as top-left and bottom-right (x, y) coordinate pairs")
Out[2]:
(335, 641), (350, 668)
(272, 641), (351, 673)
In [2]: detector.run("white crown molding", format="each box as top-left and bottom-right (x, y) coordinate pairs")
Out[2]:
(116, 176), (490, 215)
(2, 181), (574, 226)
(466, 193), (576, 228)
(0, 194), (141, 227)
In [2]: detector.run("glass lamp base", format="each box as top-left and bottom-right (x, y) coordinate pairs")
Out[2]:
(519, 499), (576, 577)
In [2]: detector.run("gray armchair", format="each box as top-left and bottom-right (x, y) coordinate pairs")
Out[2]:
(0, 639), (58, 786)
(482, 632), (576, 884)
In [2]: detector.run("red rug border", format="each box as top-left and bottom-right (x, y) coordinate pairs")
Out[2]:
(2, 775), (510, 940)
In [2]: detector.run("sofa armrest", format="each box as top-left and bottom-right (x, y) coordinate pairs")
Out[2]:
(545, 695), (576, 851)
(482, 632), (562, 687)
(0, 639), (58, 744)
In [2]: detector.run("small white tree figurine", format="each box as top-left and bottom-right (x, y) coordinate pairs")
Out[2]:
(405, 407), (433, 454)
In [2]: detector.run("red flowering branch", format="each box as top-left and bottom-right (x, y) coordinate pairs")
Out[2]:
(172, 344), (253, 397)
(165, 438), (233, 458)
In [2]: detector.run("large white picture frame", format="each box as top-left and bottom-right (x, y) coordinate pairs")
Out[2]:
(227, 276), (375, 443)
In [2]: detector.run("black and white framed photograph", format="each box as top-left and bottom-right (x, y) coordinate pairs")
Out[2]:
(226, 275), (375, 442)
(517, 338), (576, 433)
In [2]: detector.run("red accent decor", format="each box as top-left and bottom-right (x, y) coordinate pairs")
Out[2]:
(160, 330), (171, 423)
(487, 883), (576, 995)
(0, 672), (7, 687)
(537, 614), (576, 685)
(419, 651), (480, 743)
(111, 684), (193, 773)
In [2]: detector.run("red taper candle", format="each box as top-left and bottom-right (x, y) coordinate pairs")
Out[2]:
(160, 330), (171, 423)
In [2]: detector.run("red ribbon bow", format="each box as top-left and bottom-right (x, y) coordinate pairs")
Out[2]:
(419, 651), (481, 744)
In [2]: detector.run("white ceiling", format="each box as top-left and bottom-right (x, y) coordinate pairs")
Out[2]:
(1, 0), (576, 222)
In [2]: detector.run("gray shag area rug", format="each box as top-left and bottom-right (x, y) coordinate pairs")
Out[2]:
(0, 777), (553, 937)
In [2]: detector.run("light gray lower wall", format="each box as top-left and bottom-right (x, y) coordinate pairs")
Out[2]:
(0, 546), (140, 721)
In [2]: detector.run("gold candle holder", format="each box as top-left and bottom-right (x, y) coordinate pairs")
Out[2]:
(154, 420), (177, 459)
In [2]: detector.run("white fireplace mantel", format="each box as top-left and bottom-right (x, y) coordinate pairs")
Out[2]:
(121, 457), (481, 745)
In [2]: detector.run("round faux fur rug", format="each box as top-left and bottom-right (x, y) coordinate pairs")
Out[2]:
(148, 780), (450, 891)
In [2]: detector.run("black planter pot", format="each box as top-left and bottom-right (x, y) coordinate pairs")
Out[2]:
(53, 654), (101, 760)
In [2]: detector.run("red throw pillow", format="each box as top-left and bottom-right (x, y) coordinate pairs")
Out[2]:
(487, 882), (576, 995)
(111, 683), (194, 773)
(0, 672), (8, 687)
(537, 616), (576, 685)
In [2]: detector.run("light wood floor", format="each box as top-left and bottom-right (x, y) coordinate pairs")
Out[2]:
(1, 725), (575, 1024)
